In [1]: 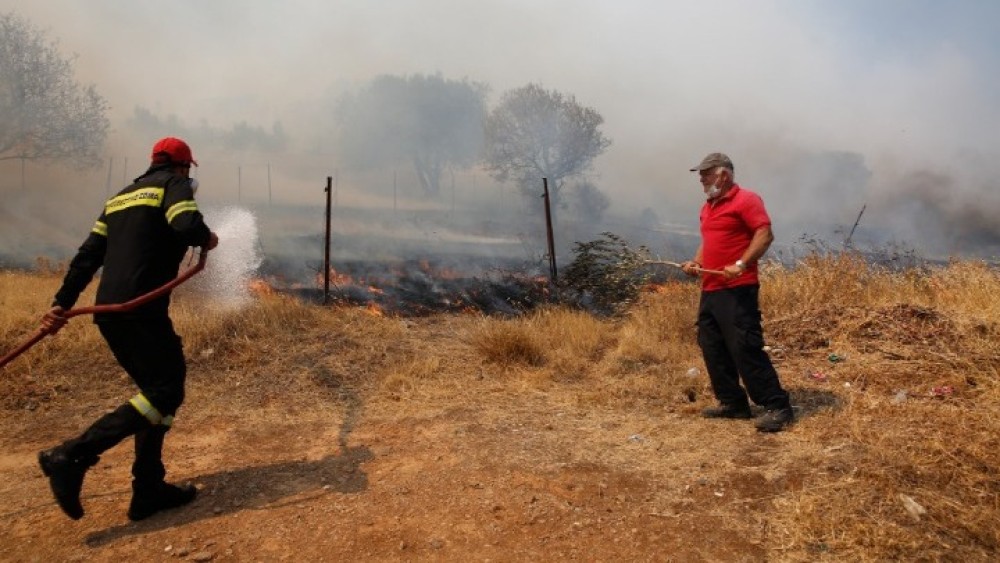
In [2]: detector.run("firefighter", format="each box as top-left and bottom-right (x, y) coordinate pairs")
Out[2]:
(38, 137), (218, 521)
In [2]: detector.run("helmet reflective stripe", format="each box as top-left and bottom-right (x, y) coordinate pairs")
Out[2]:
(166, 200), (199, 224)
(129, 393), (165, 425)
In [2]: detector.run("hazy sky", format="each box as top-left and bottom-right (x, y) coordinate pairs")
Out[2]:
(5, 0), (1000, 258)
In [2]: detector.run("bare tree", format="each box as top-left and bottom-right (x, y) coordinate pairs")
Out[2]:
(0, 12), (109, 167)
(334, 73), (488, 197)
(483, 83), (611, 209)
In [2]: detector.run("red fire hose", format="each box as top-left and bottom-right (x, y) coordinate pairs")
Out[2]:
(0, 249), (208, 370)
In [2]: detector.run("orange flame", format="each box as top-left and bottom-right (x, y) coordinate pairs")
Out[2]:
(316, 267), (356, 288)
(248, 278), (276, 295)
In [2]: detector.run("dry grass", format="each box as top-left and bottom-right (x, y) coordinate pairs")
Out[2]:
(759, 256), (1000, 560)
(2, 254), (999, 560)
(0, 269), (116, 409)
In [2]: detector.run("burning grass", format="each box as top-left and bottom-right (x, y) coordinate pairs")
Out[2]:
(2, 254), (999, 560)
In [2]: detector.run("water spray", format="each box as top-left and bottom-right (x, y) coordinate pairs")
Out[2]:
(187, 206), (263, 310)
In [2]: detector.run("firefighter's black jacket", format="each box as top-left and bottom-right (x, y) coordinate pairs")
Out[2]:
(53, 165), (212, 320)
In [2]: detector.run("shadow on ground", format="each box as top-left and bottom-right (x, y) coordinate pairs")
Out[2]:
(86, 387), (371, 547)
(84, 444), (373, 547)
(790, 387), (842, 419)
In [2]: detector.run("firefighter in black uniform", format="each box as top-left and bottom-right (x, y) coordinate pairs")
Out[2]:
(38, 137), (218, 521)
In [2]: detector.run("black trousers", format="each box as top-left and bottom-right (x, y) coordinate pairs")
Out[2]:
(98, 316), (187, 417)
(60, 316), (186, 486)
(697, 285), (790, 410)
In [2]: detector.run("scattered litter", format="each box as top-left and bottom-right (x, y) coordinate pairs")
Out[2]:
(930, 386), (954, 397)
(891, 390), (908, 405)
(899, 493), (927, 521)
(828, 353), (846, 363)
(685, 367), (700, 378)
(805, 370), (828, 382)
(628, 434), (644, 443)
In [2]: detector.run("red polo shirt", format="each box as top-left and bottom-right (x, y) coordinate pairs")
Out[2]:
(699, 184), (770, 291)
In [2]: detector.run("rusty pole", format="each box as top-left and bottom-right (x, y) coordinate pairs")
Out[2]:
(324, 176), (332, 305)
(542, 178), (558, 289)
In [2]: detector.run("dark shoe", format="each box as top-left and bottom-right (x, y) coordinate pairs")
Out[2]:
(701, 403), (753, 419)
(127, 481), (197, 521)
(38, 448), (98, 520)
(755, 407), (794, 432)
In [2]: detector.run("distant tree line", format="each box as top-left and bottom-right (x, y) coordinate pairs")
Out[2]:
(333, 74), (613, 220)
(1, 10), (614, 221)
(127, 106), (289, 154)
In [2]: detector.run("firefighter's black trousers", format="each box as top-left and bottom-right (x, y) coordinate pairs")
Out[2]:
(696, 285), (790, 411)
(59, 316), (186, 486)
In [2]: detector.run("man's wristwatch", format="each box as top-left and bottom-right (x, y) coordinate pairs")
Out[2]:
(735, 259), (747, 271)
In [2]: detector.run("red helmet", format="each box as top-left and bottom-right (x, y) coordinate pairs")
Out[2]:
(150, 137), (198, 167)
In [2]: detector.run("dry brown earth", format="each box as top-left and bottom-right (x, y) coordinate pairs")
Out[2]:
(2, 260), (998, 561)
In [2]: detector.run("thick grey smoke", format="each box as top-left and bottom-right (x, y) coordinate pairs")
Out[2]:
(3, 1), (1000, 267)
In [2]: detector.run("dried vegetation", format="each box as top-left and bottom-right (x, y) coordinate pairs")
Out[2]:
(1, 254), (998, 560)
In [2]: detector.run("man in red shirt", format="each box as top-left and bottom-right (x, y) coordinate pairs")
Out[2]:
(680, 153), (793, 432)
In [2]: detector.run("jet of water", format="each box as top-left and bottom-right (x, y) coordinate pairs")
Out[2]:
(186, 206), (263, 310)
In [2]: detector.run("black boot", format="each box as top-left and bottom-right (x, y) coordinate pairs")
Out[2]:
(127, 481), (198, 521)
(128, 424), (197, 520)
(755, 406), (795, 432)
(38, 404), (146, 520)
(37, 449), (99, 520)
(132, 425), (168, 485)
(701, 402), (753, 419)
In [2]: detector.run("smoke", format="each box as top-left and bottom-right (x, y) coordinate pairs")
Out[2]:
(3, 1), (1000, 263)
(870, 159), (1000, 257)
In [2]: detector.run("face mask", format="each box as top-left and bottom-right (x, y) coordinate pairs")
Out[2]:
(705, 182), (721, 200)
(189, 177), (199, 195)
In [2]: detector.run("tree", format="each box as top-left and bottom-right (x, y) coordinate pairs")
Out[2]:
(483, 83), (611, 209)
(570, 180), (610, 224)
(127, 107), (288, 153)
(334, 73), (488, 196)
(0, 12), (109, 167)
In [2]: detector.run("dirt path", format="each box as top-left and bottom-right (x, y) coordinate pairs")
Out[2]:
(0, 314), (833, 562)
(0, 389), (825, 562)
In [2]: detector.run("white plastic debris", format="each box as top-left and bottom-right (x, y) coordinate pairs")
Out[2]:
(899, 494), (927, 521)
